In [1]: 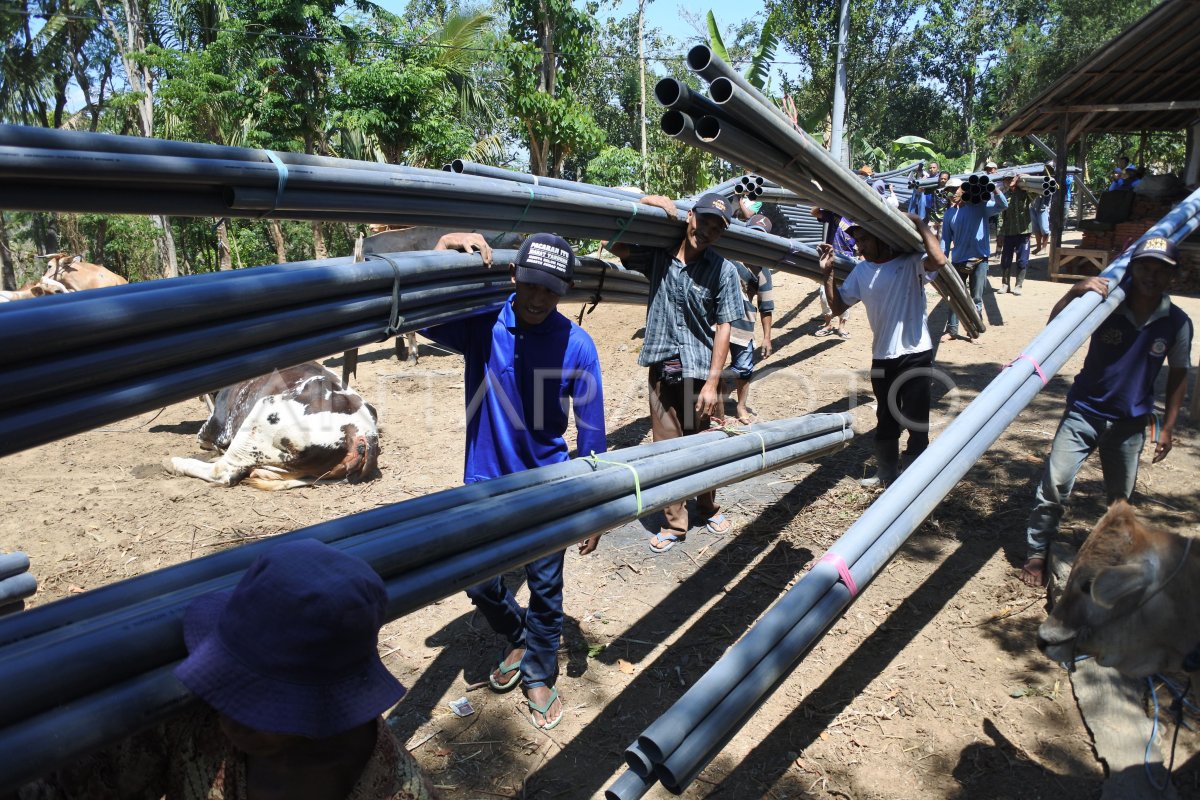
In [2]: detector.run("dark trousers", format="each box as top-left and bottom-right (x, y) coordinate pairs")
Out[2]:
(999, 234), (1030, 285)
(465, 550), (565, 689)
(648, 371), (719, 533)
(870, 350), (933, 455)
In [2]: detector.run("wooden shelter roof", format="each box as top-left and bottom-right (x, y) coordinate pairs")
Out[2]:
(991, 0), (1200, 142)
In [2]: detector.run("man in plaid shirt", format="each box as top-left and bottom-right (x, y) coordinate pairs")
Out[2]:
(609, 193), (743, 553)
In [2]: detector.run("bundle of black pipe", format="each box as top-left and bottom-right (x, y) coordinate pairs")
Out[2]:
(1017, 175), (1058, 197)
(0, 553), (35, 616)
(958, 173), (997, 205)
(0, 125), (836, 280)
(604, 186), (1200, 800)
(913, 163), (1078, 190)
(657, 48), (983, 337)
(0, 413), (855, 791)
(0, 250), (647, 457)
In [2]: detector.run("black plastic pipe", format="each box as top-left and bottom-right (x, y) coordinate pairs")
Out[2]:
(0, 418), (853, 791)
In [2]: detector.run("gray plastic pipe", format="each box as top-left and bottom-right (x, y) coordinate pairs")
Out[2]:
(610, 186), (1200, 797)
(0, 554), (30, 581)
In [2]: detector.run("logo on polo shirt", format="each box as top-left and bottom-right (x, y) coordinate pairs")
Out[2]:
(1101, 329), (1124, 346)
(1151, 337), (1168, 357)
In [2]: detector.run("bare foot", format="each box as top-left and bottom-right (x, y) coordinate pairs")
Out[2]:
(1020, 556), (1046, 587)
(940, 332), (954, 343)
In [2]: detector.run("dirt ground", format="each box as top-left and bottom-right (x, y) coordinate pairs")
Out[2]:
(4, 233), (1200, 800)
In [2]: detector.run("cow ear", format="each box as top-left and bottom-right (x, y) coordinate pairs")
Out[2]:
(1090, 562), (1152, 609)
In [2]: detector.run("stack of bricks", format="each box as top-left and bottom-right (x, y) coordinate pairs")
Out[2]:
(1112, 219), (1158, 255)
(1130, 195), (1173, 220)
(1175, 245), (1200, 294)
(1080, 230), (1116, 250)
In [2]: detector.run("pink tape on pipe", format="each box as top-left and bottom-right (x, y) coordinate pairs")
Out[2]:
(1005, 353), (1048, 385)
(818, 553), (858, 598)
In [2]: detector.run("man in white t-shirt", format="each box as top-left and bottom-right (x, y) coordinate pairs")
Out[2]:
(819, 213), (947, 487)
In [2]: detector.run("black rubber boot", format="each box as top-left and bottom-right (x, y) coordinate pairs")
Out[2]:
(860, 440), (901, 488)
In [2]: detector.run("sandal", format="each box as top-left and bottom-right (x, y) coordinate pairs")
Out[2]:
(649, 531), (684, 554)
(526, 687), (563, 731)
(488, 653), (523, 692)
(836, 329), (851, 340)
(705, 512), (731, 535)
(813, 326), (836, 338)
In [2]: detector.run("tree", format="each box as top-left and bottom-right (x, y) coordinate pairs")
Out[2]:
(96, 0), (180, 277)
(503, 0), (604, 177)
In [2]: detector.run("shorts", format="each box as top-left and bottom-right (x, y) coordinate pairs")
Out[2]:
(729, 342), (754, 380)
(1031, 206), (1051, 235)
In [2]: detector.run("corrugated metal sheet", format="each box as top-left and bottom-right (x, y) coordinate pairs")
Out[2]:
(991, 0), (1200, 139)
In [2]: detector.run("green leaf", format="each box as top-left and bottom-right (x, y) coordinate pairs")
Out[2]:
(745, 13), (779, 92)
(706, 11), (730, 64)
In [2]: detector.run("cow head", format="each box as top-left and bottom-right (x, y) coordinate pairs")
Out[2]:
(1037, 499), (1200, 677)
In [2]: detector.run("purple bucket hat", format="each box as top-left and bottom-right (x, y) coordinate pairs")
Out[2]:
(174, 539), (404, 739)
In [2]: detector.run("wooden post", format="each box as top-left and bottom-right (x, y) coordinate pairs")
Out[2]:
(1075, 133), (1088, 226)
(1048, 114), (1069, 279)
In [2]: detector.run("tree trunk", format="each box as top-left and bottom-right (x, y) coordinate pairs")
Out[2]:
(92, 217), (108, 266)
(152, 216), (179, 278)
(268, 220), (288, 263)
(0, 212), (16, 291)
(217, 219), (233, 271)
(310, 221), (328, 260)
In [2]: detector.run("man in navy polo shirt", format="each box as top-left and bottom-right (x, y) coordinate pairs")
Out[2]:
(1020, 237), (1192, 587)
(423, 232), (607, 729)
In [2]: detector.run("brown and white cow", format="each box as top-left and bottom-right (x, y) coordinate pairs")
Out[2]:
(165, 363), (380, 490)
(0, 253), (128, 303)
(0, 280), (62, 302)
(1037, 499), (1200, 678)
(40, 253), (127, 291)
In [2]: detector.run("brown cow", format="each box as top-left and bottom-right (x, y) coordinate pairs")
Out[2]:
(0, 280), (63, 302)
(40, 253), (127, 291)
(165, 363), (380, 490)
(1037, 499), (1200, 678)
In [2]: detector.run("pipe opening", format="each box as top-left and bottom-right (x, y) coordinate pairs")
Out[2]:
(709, 77), (734, 104)
(660, 110), (689, 137)
(450, 159), (467, 173)
(694, 116), (721, 140)
(686, 45), (713, 73)
(654, 78), (683, 108)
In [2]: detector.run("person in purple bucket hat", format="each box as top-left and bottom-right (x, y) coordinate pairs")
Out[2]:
(21, 539), (435, 800)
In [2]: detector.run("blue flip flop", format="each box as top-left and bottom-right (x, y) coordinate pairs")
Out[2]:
(526, 687), (563, 731)
(488, 653), (523, 692)
(649, 531), (684, 554)
(705, 512), (731, 535)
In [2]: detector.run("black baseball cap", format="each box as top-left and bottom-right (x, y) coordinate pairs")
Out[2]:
(514, 233), (575, 296)
(1130, 236), (1178, 267)
(693, 193), (732, 225)
(746, 214), (773, 233)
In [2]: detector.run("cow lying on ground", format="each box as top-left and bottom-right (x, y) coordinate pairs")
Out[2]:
(0, 280), (61, 302)
(165, 363), (380, 490)
(41, 252), (127, 291)
(1037, 499), (1200, 678)
(0, 253), (127, 302)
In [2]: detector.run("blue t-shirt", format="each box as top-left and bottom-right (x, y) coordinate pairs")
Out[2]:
(423, 296), (607, 483)
(1068, 294), (1192, 420)
(941, 192), (1008, 262)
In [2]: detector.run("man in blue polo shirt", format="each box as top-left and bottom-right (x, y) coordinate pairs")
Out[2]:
(1020, 237), (1192, 587)
(423, 232), (607, 730)
(941, 176), (1008, 341)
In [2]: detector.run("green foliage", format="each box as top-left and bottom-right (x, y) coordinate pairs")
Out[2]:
(586, 146), (642, 189)
(503, 0), (604, 177)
